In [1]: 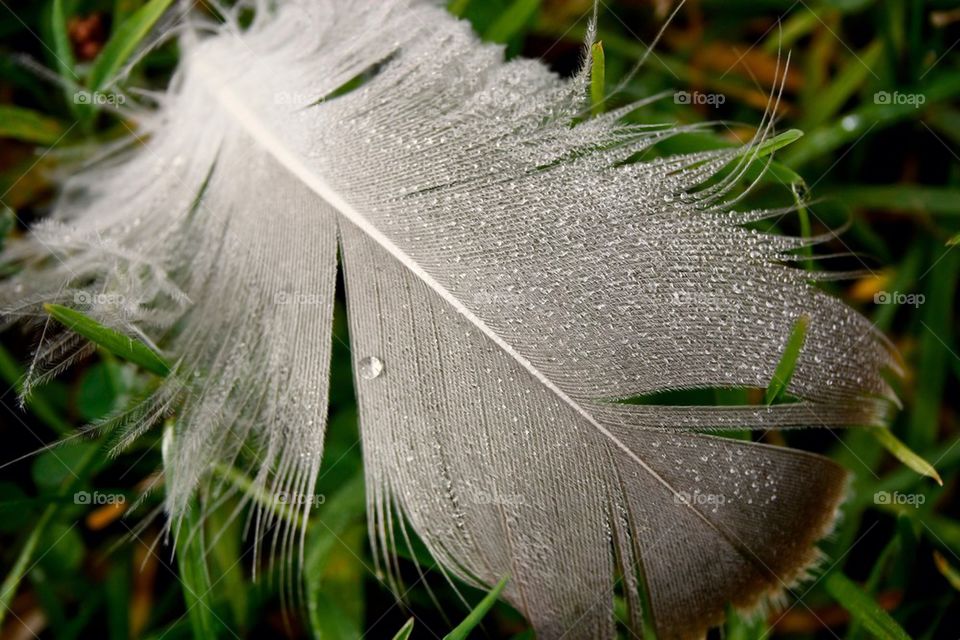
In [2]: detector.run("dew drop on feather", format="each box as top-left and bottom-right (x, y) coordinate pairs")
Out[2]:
(359, 356), (384, 380)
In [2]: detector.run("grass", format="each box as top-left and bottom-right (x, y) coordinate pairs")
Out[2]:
(1, 0), (959, 638)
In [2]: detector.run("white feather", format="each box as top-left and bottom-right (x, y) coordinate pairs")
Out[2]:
(1, 1), (897, 637)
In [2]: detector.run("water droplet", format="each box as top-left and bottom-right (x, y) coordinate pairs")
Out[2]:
(359, 356), (384, 380)
(841, 115), (860, 132)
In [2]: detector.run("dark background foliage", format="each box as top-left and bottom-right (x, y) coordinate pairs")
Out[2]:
(1, 0), (959, 638)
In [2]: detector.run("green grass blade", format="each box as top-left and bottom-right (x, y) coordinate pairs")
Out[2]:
(590, 41), (605, 116)
(799, 40), (884, 130)
(762, 7), (817, 52)
(792, 180), (814, 269)
(0, 205), (13, 247)
(204, 498), (248, 632)
(392, 617), (415, 640)
(0, 342), (70, 434)
(785, 73), (960, 167)
(43, 303), (170, 377)
(724, 604), (764, 640)
(0, 443), (100, 630)
(909, 249), (959, 450)
(163, 423), (218, 640)
(933, 551), (960, 592)
(765, 315), (810, 405)
(0, 506), (56, 630)
(823, 572), (910, 640)
(443, 574), (509, 640)
(448, 0), (471, 17)
(50, 0), (81, 117)
(176, 502), (218, 640)
(0, 106), (66, 144)
(870, 427), (942, 486)
(752, 128), (804, 158)
(484, 0), (540, 44)
(87, 0), (174, 93)
(305, 472), (365, 639)
(927, 106), (960, 147)
(826, 186), (960, 216)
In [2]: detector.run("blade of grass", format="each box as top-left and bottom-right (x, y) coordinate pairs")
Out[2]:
(105, 558), (131, 640)
(908, 249), (959, 450)
(0, 106), (66, 144)
(204, 497), (248, 632)
(163, 422), (218, 640)
(754, 128), (804, 157)
(765, 315), (809, 405)
(50, 0), (81, 117)
(443, 574), (510, 640)
(0, 443), (101, 629)
(86, 0), (174, 93)
(792, 180), (814, 269)
(591, 41), (605, 116)
(762, 7), (818, 52)
(0, 506), (56, 629)
(43, 303), (170, 377)
(392, 618), (415, 640)
(448, 0), (471, 17)
(0, 205), (13, 248)
(305, 472), (365, 639)
(927, 106), (960, 147)
(823, 572), (911, 640)
(870, 244), (922, 332)
(176, 501), (218, 640)
(799, 40), (884, 130)
(848, 518), (913, 640)
(826, 186), (960, 216)
(870, 427), (942, 486)
(784, 74), (960, 167)
(724, 604), (764, 640)
(849, 435), (960, 509)
(932, 551), (960, 591)
(0, 343), (70, 434)
(484, 0), (540, 44)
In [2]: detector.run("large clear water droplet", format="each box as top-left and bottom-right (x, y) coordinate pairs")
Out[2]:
(359, 356), (384, 380)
